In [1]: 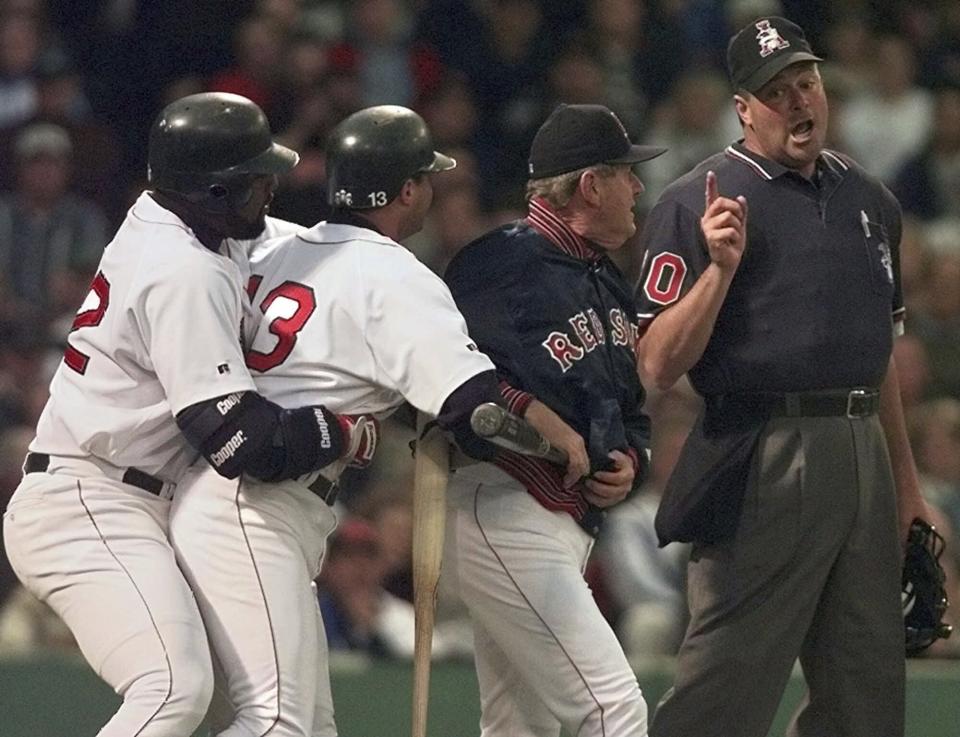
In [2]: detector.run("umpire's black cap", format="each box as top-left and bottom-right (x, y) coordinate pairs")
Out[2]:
(527, 104), (665, 180)
(727, 17), (823, 93)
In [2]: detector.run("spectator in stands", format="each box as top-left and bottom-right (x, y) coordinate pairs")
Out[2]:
(458, 0), (557, 206)
(267, 31), (337, 226)
(419, 72), (479, 151)
(910, 398), (960, 533)
(329, 0), (443, 109)
(598, 386), (699, 658)
(893, 82), (960, 221)
(0, 51), (125, 226)
(819, 11), (875, 99)
(0, 10), (42, 127)
(356, 485), (415, 603)
(909, 229), (960, 397)
(318, 518), (393, 657)
(916, 2), (960, 89)
(899, 218), (935, 315)
(641, 67), (742, 203)
(581, 0), (651, 135)
(317, 517), (471, 660)
(894, 333), (933, 413)
(208, 13), (285, 112)
(840, 34), (933, 183)
(0, 123), (107, 316)
(546, 44), (607, 109)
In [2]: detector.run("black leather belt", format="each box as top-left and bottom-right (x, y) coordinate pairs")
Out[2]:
(307, 475), (339, 506)
(716, 388), (880, 419)
(23, 452), (165, 496)
(770, 388), (880, 418)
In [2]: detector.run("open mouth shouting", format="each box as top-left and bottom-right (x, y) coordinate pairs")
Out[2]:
(791, 118), (815, 142)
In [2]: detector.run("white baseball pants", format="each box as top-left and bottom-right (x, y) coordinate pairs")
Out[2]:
(3, 469), (213, 737)
(443, 463), (648, 737)
(169, 464), (338, 737)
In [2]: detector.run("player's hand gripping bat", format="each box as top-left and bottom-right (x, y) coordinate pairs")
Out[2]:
(469, 402), (569, 466)
(411, 413), (449, 737)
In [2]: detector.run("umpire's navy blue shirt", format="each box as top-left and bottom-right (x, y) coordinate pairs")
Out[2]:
(636, 142), (904, 396)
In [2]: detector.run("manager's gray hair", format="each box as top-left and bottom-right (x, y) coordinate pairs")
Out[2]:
(526, 163), (617, 208)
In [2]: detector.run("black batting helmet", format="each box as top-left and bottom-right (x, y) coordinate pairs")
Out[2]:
(325, 105), (455, 210)
(148, 92), (299, 214)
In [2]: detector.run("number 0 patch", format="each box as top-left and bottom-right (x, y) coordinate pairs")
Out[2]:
(642, 252), (687, 306)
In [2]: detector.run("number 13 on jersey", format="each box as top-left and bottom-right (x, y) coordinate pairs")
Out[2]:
(245, 275), (316, 372)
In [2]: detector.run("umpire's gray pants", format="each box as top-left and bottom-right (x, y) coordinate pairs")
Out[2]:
(650, 415), (904, 737)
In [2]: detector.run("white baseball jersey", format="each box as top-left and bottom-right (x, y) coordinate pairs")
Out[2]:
(245, 221), (495, 415)
(169, 220), (493, 737)
(31, 193), (301, 483)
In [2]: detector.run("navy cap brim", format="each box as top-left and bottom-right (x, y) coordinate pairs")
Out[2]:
(741, 51), (823, 93)
(423, 150), (457, 173)
(607, 143), (667, 166)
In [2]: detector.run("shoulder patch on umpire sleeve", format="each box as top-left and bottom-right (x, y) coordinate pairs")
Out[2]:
(642, 252), (687, 306)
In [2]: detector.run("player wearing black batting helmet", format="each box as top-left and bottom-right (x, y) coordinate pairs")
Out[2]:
(325, 105), (455, 210)
(167, 102), (497, 737)
(148, 92), (298, 236)
(3, 90), (375, 737)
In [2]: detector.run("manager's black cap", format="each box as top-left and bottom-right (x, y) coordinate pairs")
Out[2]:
(727, 16), (823, 93)
(528, 104), (665, 179)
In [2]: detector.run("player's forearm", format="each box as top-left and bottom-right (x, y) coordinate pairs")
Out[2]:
(637, 262), (735, 390)
(523, 398), (590, 483)
(435, 370), (503, 460)
(176, 392), (353, 481)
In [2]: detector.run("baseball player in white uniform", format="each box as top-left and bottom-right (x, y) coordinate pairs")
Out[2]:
(2, 93), (373, 737)
(168, 105), (500, 737)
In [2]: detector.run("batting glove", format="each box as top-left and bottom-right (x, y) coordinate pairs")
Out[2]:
(339, 414), (380, 469)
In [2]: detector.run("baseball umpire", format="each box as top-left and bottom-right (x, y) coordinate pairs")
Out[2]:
(443, 103), (664, 737)
(634, 17), (933, 737)
(2, 93), (379, 737)
(169, 105), (501, 737)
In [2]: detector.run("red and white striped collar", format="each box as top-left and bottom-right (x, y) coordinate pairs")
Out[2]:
(724, 141), (849, 180)
(526, 196), (600, 261)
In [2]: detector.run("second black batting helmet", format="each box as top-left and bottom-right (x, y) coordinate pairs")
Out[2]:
(148, 92), (299, 214)
(325, 105), (455, 209)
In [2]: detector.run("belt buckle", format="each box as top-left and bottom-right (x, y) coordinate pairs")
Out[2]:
(846, 389), (870, 418)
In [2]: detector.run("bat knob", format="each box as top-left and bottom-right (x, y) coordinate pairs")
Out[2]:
(470, 403), (504, 437)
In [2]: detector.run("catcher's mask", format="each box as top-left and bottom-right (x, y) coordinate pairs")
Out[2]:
(902, 518), (953, 655)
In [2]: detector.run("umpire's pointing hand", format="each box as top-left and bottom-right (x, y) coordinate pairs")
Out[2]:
(701, 170), (748, 272)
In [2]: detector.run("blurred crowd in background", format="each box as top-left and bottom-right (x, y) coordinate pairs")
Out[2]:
(1, 0), (960, 663)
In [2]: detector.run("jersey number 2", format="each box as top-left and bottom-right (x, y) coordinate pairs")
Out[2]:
(64, 271), (110, 374)
(245, 279), (316, 372)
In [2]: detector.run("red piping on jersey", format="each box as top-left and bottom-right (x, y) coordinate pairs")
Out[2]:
(526, 197), (600, 261)
(493, 379), (592, 520)
(495, 450), (591, 518)
(499, 379), (533, 416)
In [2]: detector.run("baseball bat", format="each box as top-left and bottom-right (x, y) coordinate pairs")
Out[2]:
(470, 402), (569, 466)
(411, 413), (450, 737)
